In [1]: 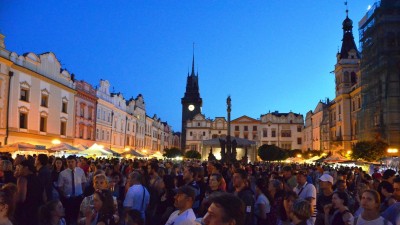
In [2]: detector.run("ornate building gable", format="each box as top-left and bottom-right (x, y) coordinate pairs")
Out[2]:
(135, 94), (145, 110)
(232, 115), (259, 124)
(111, 92), (126, 111)
(96, 80), (113, 103)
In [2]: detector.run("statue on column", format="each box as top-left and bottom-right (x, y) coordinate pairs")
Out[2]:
(219, 139), (226, 160)
(208, 147), (216, 161)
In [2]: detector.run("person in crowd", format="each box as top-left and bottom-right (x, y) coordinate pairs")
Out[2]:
(51, 158), (65, 200)
(355, 190), (392, 225)
(15, 159), (43, 225)
(123, 171), (150, 222)
(392, 176), (400, 202)
(294, 170), (317, 224)
(79, 173), (119, 225)
(206, 162), (226, 191)
(198, 173), (224, 217)
(36, 154), (52, 202)
(1, 183), (17, 220)
(315, 174), (334, 225)
(289, 199), (312, 225)
(183, 166), (201, 213)
(233, 169), (254, 225)
(38, 199), (66, 225)
(146, 161), (163, 223)
(154, 175), (176, 225)
(85, 189), (116, 225)
(378, 181), (396, 212)
(202, 192), (245, 225)
(353, 182), (370, 217)
(323, 191), (353, 225)
(381, 202), (400, 225)
(377, 169), (396, 200)
(196, 167), (207, 206)
(254, 178), (270, 225)
(279, 191), (299, 225)
(165, 185), (197, 225)
(0, 190), (13, 225)
(334, 179), (355, 212)
(282, 166), (297, 192)
(0, 160), (16, 184)
(58, 155), (87, 225)
(268, 179), (285, 225)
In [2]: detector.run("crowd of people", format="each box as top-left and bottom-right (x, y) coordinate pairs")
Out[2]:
(0, 153), (399, 225)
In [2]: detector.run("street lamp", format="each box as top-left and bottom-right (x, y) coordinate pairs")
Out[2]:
(297, 154), (302, 158)
(387, 148), (399, 154)
(52, 139), (61, 145)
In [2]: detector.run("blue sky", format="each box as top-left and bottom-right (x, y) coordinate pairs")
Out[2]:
(0, 1), (373, 132)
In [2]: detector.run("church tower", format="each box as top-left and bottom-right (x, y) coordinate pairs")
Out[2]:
(331, 6), (360, 152)
(181, 53), (203, 151)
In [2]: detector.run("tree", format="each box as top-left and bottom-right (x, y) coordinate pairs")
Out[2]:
(351, 140), (388, 162)
(258, 144), (288, 161)
(163, 147), (182, 158)
(185, 150), (201, 159)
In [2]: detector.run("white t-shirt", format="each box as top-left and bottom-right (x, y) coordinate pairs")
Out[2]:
(165, 209), (196, 225)
(356, 216), (393, 225)
(255, 193), (271, 214)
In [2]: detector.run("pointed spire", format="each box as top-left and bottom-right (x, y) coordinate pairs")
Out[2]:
(339, 0), (359, 59)
(191, 42), (195, 76)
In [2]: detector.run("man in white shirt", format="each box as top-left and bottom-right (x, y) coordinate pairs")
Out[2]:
(123, 171), (150, 221)
(165, 185), (196, 225)
(294, 170), (316, 225)
(58, 155), (87, 225)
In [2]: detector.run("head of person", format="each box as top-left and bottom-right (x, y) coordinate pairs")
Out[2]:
(93, 174), (109, 190)
(332, 191), (349, 209)
(93, 189), (114, 215)
(0, 160), (12, 172)
(110, 171), (122, 186)
(35, 154), (48, 168)
(147, 162), (159, 175)
(356, 182), (370, 198)
(203, 193), (245, 225)
(290, 199), (312, 222)
(268, 179), (283, 194)
(162, 174), (175, 191)
(66, 155), (77, 170)
(378, 180), (394, 199)
(39, 200), (65, 224)
(283, 191), (299, 216)
(361, 189), (380, 211)
(392, 177), (400, 201)
(124, 209), (144, 225)
(282, 166), (293, 179)
(1, 183), (17, 215)
(255, 178), (268, 195)
(89, 161), (97, 172)
(183, 166), (196, 182)
(53, 157), (64, 172)
(128, 172), (142, 186)
(209, 173), (223, 191)
(174, 186), (195, 210)
(207, 161), (216, 175)
(233, 169), (248, 190)
(296, 171), (307, 186)
(335, 179), (347, 192)
(19, 160), (36, 176)
(318, 174), (333, 190)
(383, 169), (396, 183)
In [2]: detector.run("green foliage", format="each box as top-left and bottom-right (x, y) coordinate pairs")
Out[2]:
(351, 140), (388, 161)
(288, 149), (302, 158)
(258, 144), (288, 161)
(163, 147), (182, 158)
(184, 150), (201, 159)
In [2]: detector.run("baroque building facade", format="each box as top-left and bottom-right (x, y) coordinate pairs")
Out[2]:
(0, 34), (179, 152)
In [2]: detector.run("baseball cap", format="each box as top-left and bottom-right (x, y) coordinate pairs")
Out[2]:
(319, 174), (333, 184)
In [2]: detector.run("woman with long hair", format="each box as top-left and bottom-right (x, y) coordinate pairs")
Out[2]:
(86, 189), (116, 225)
(324, 191), (353, 225)
(51, 158), (64, 200)
(38, 200), (66, 225)
(268, 179), (285, 225)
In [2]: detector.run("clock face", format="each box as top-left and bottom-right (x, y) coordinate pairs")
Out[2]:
(188, 104), (195, 111)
